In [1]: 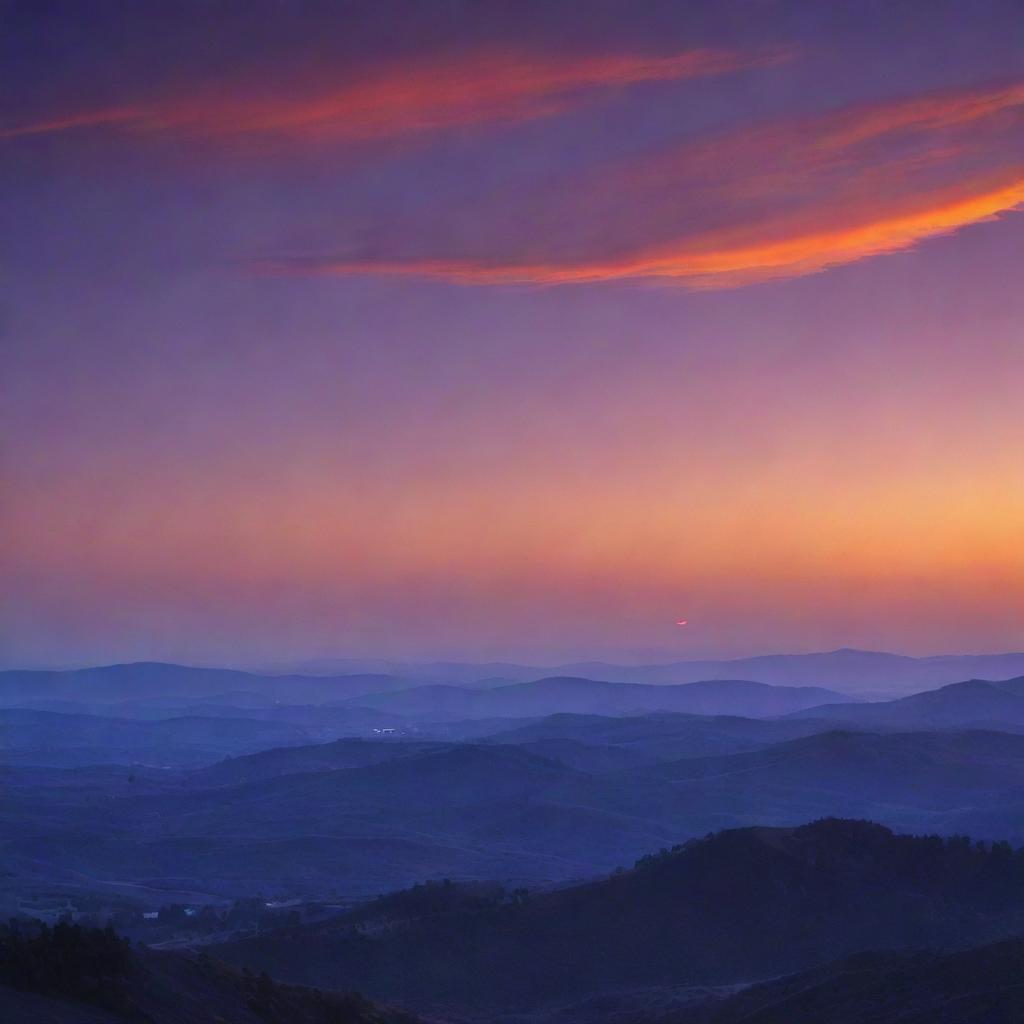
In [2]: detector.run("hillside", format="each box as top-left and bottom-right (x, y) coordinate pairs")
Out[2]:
(187, 738), (448, 788)
(788, 677), (1024, 730)
(0, 663), (423, 708)
(484, 711), (851, 760)
(343, 677), (850, 720)
(647, 729), (1024, 809)
(676, 938), (1024, 1023)
(11, 728), (1024, 905)
(0, 920), (418, 1023)
(3, 745), (658, 902)
(214, 819), (1024, 1013)
(0, 709), (315, 767)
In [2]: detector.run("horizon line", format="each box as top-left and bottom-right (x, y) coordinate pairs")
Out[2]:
(5, 646), (1024, 675)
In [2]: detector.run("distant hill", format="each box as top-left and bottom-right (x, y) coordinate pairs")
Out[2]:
(12, 728), (1024, 903)
(0, 708), (316, 767)
(4, 745), (653, 902)
(272, 649), (1024, 695)
(342, 677), (851, 720)
(0, 920), (418, 1024)
(499, 737), (652, 773)
(187, 737), (449, 788)
(0, 662), (424, 708)
(643, 729), (1024, 816)
(8, 657), (1024, 721)
(788, 676), (1024, 730)
(562, 650), (1024, 694)
(484, 710), (853, 760)
(215, 818), (1024, 1013)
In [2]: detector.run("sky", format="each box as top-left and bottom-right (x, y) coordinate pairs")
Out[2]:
(1, 0), (1023, 668)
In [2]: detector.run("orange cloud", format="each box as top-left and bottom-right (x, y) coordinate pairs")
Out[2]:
(807, 80), (1024, 156)
(267, 79), (1024, 288)
(261, 174), (1024, 287)
(0, 48), (764, 144)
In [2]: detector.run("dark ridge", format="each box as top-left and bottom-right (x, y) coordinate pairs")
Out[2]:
(0, 919), (419, 1023)
(214, 818), (1024, 1012)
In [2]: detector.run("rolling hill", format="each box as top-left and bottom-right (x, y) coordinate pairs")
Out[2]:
(11, 726), (1024, 904)
(186, 737), (449, 788)
(0, 920), (418, 1024)
(674, 938), (1024, 1023)
(788, 677), (1024, 730)
(342, 676), (850, 720)
(0, 709), (315, 767)
(645, 728), (1024, 810)
(214, 818), (1024, 1013)
(277, 649), (1024, 696)
(484, 710), (853, 760)
(562, 649), (1024, 694)
(0, 662), (424, 709)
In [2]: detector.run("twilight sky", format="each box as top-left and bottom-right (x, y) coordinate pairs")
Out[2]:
(2, 0), (1023, 668)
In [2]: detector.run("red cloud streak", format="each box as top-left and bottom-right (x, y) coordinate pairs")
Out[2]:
(265, 80), (1024, 288)
(1, 48), (767, 144)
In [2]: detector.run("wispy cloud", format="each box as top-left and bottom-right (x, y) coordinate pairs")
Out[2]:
(0, 48), (767, 144)
(262, 177), (1024, 287)
(266, 80), (1024, 288)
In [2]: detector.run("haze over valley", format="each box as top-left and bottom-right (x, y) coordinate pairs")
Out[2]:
(6, 657), (1024, 1021)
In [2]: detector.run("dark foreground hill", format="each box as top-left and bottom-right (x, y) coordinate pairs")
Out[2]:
(215, 819), (1024, 1014)
(0, 920), (418, 1024)
(676, 938), (1024, 1024)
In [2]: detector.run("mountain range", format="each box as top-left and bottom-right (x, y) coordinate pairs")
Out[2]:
(9, 723), (1024, 909)
(0, 662), (423, 708)
(337, 676), (849, 720)
(6, 660), (1024, 1023)
(268, 649), (1024, 695)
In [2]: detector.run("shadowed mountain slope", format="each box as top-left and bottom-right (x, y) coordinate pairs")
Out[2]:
(214, 819), (1024, 1013)
(675, 938), (1024, 1024)
(0, 920), (418, 1024)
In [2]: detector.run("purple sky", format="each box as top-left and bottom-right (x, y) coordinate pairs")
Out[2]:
(2, 0), (1023, 668)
